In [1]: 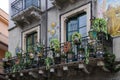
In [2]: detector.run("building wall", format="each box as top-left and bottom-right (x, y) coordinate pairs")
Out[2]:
(8, 27), (22, 56)
(0, 49), (5, 59)
(47, 0), (95, 44)
(0, 8), (8, 59)
(8, 0), (120, 79)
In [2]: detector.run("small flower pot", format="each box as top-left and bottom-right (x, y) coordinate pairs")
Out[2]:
(78, 54), (84, 61)
(89, 53), (96, 58)
(96, 51), (104, 58)
(61, 58), (66, 64)
(67, 54), (73, 62)
(54, 57), (61, 64)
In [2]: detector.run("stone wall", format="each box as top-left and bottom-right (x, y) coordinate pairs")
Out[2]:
(113, 36), (120, 61)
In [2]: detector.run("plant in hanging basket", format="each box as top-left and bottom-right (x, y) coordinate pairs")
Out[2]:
(72, 32), (81, 45)
(50, 38), (60, 52)
(90, 18), (108, 40)
(91, 18), (107, 34)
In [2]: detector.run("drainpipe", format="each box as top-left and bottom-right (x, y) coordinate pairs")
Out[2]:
(45, 0), (48, 52)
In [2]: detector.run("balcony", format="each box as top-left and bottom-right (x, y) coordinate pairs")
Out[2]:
(11, 0), (42, 27)
(51, 0), (77, 9)
(1, 33), (116, 80)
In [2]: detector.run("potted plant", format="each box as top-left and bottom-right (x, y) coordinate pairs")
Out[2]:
(72, 32), (81, 45)
(45, 57), (53, 70)
(89, 29), (97, 40)
(78, 47), (85, 60)
(104, 52), (120, 73)
(50, 38), (61, 64)
(24, 59), (31, 69)
(63, 42), (71, 53)
(35, 42), (44, 53)
(50, 38), (60, 52)
(54, 51), (61, 64)
(3, 51), (13, 73)
(61, 53), (66, 64)
(88, 44), (95, 58)
(67, 50), (74, 62)
(91, 18), (108, 40)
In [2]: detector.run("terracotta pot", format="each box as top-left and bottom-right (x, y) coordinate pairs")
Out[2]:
(64, 42), (71, 53)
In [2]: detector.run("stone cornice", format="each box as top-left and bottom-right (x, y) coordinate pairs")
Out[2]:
(0, 15), (8, 25)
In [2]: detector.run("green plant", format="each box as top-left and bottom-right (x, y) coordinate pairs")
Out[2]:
(104, 52), (120, 73)
(45, 57), (53, 70)
(72, 32), (81, 45)
(61, 54), (66, 58)
(79, 47), (85, 52)
(92, 18), (107, 34)
(85, 47), (89, 64)
(5, 51), (12, 59)
(68, 50), (74, 54)
(34, 43), (44, 52)
(50, 38), (60, 52)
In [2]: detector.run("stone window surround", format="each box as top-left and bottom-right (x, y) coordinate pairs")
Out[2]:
(22, 26), (40, 52)
(61, 3), (91, 43)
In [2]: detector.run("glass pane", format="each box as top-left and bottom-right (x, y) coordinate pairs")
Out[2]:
(25, 0), (32, 8)
(79, 27), (87, 37)
(27, 36), (32, 45)
(27, 45), (33, 52)
(33, 0), (39, 6)
(34, 33), (37, 44)
(26, 32), (38, 52)
(25, 0), (38, 8)
(79, 14), (87, 28)
(68, 32), (72, 41)
(68, 20), (78, 32)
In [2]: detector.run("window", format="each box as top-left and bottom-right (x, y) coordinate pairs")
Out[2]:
(26, 32), (37, 52)
(66, 13), (87, 41)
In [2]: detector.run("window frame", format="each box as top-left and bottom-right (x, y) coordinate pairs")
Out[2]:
(60, 2), (91, 43)
(66, 12), (87, 41)
(22, 26), (40, 52)
(26, 32), (37, 52)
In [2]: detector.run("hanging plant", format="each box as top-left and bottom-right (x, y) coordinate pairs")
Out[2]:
(91, 18), (107, 33)
(50, 38), (60, 52)
(91, 18), (108, 40)
(72, 32), (81, 45)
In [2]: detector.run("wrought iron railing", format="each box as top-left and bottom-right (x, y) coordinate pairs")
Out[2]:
(1, 37), (107, 74)
(11, 0), (41, 16)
